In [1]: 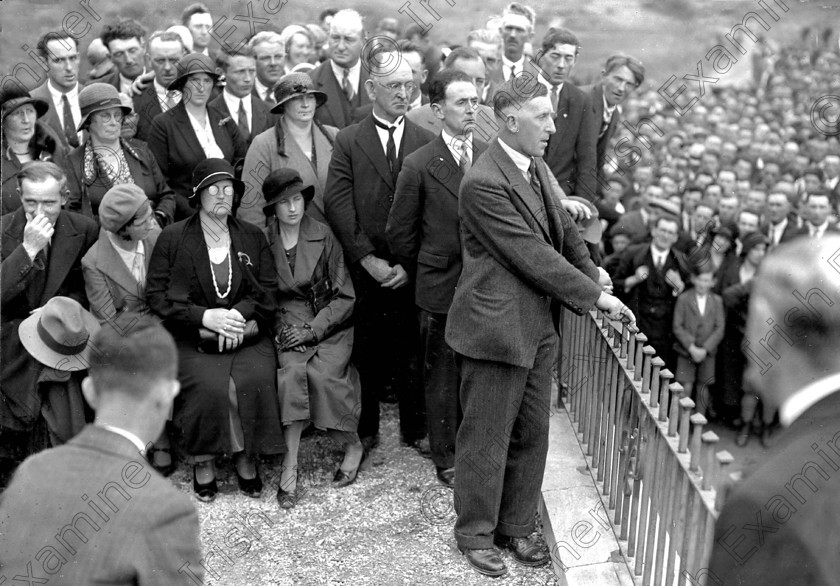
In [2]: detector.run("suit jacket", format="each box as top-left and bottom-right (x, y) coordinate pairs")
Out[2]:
(0, 425), (203, 585)
(584, 83), (619, 183)
(208, 91), (276, 147)
(308, 60), (371, 129)
(405, 103), (500, 144)
(98, 67), (122, 91)
(132, 84), (163, 143)
(323, 113), (435, 265)
(386, 133), (487, 314)
(672, 289), (725, 355)
(30, 82), (87, 151)
(64, 137), (177, 225)
(762, 215), (802, 248)
(146, 101), (248, 220)
(708, 389), (840, 585)
(1, 208), (98, 430)
(444, 138), (602, 369)
(543, 81), (597, 201)
(81, 226), (160, 323)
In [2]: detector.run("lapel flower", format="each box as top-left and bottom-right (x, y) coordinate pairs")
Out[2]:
(218, 116), (232, 127)
(237, 251), (253, 267)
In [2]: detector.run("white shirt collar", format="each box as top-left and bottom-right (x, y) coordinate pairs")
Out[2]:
(330, 59), (361, 95)
(223, 90), (251, 126)
(98, 423), (148, 455)
(118, 70), (144, 95)
(47, 79), (79, 101)
(371, 110), (405, 155)
(441, 128), (473, 165)
(497, 137), (532, 180)
(254, 78), (273, 102)
(602, 92), (618, 118)
(780, 372), (840, 426)
(502, 55), (525, 79)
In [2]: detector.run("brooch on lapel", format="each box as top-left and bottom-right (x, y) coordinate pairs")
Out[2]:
(218, 116), (232, 127)
(237, 252), (253, 267)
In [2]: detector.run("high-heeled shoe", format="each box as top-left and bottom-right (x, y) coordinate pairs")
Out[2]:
(236, 468), (263, 498)
(192, 466), (218, 503)
(276, 472), (301, 509)
(333, 451), (366, 488)
(151, 448), (175, 477)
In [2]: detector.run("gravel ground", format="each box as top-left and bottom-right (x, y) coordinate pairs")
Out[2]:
(168, 403), (559, 586)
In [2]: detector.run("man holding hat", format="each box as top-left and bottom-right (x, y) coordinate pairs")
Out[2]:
(0, 161), (98, 482)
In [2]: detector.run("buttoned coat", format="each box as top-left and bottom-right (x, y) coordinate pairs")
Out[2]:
(208, 91), (276, 147)
(0, 425), (204, 585)
(308, 60), (371, 130)
(0, 208), (98, 430)
(81, 226), (160, 323)
(238, 117), (338, 228)
(63, 137), (177, 225)
(146, 101), (248, 220)
(386, 133), (487, 314)
(444, 139), (603, 369)
(672, 289), (725, 355)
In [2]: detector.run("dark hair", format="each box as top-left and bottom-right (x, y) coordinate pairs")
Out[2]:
(216, 45), (256, 71)
(654, 215), (679, 231)
(492, 75), (547, 120)
(101, 19), (147, 50)
(16, 161), (67, 195)
(603, 54), (645, 86)
(397, 39), (425, 66)
(541, 28), (580, 56)
(803, 165), (825, 182)
(319, 8), (338, 22)
(89, 315), (178, 398)
(37, 31), (78, 59)
(181, 2), (210, 26)
(429, 69), (473, 105)
(443, 46), (482, 70)
(403, 23), (430, 40)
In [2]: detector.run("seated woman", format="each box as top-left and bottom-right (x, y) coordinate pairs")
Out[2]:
(64, 83), (176, 226)
(148, 53), (247, 220)
(146, 159), (284, 502)
(239, 73), (337, 227)
(262, 168), (364, 508)
(1, 86), (66, 215)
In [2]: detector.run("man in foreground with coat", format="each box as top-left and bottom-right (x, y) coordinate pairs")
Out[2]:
(444, 76), (634, 577)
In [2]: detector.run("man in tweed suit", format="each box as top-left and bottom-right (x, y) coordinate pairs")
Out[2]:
(444, 77), (633, 577)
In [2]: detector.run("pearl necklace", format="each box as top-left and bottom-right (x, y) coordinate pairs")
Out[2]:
(208, 246), (232, 298)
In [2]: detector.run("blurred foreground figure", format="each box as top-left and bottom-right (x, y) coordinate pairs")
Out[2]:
(709, 235), (840, 585)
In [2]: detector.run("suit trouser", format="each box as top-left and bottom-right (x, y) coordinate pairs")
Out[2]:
(453, 331), (556, 550)
(419, 310), (461, 470)
(352, 267), (426, 441)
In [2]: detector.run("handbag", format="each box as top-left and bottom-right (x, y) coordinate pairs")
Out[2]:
(197, 320), (260, 354)
(307, 274), (334, 315)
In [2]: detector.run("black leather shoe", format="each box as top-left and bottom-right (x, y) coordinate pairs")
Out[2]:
(333, 451), (366, 488)
(403, 436), (432, 459)
(458, 547), (508, 577)
(436, 466), (455, 488)
(236, 470), (263, 498)
(192, 468), (217, 503)
(493, 534), (550, 567)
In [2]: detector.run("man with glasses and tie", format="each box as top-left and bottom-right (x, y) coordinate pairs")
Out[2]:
(132, 31), (187, 142)
(31, 32), (85, 152)
(308, 9), (372, 129)
(386, 70), (488, 488)
(324, 48), (434, 459)
(249, 31), (286, 107)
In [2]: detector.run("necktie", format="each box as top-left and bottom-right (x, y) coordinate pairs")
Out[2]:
(459, 141), (471, 173)
(600, 111), (612, 138)
(373, 118), (397, 174)
(550, 85), (559, 113)
(343, 68), (355, 102)
(237, 99), (250, 142)
(656, 255), (664, 271)
(164, 92), (177, 112)
(510, 64), (516, 80)
(528, 158), (542, 196)
(61, 94), (79, 148)
(265, 88), (275, 105)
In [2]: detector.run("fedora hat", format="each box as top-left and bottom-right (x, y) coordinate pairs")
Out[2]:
(262, 168), (315, 215)
(76, 83), (133, 132)
(0, 85), (49, 122)
(270, 72), (327, 115)
(19, 297), (100, 372)
(567, 196), (603, 244)
(190, 158), (245, 206)
(168, 52), (219, 93)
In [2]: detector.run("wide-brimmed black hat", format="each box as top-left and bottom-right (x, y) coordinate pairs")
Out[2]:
(167, 53), (220, 93)
(190, 158), (245, 207)
(76, 83), (133, 132)
(262, 168), (315, 214)
(271, 72), (327, 115)
(0, 85), (49, 122)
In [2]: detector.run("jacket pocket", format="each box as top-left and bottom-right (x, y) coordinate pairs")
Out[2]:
(417, 249), (450, 269)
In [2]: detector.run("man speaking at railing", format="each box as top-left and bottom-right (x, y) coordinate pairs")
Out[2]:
(444, 75), (634, 578)
(708, 235), (840, 585)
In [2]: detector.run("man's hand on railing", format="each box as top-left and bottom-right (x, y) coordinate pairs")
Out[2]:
(596, 292), (636, 327)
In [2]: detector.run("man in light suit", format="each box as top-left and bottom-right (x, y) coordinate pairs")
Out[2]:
(132, 31), (188, 143)
(708, 235), (840, 585)
(386, 70), (487, 488)
(30, 31), (85, 151)
(0, 315), (204, 585)
(308, 9), (371, 130)
(324, 49), (434, 455)
(444, 77), (632, 577)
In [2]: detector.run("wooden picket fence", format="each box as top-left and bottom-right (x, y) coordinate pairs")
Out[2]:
(558, 308), (733, 586)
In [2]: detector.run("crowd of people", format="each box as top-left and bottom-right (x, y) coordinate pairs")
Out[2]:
(2, 0), (840, 581)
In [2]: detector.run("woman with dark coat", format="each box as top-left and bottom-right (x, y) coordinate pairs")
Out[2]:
(147, 53), (247, 221)
(1, 86), (66, 215)
(264, 169), (364, 507)
(146, 158), (284, 502)
(63, 83), (176, 226)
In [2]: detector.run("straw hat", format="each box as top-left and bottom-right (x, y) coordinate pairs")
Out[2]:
(76, 83), (132, 132)
(270, 72), (327, 114)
